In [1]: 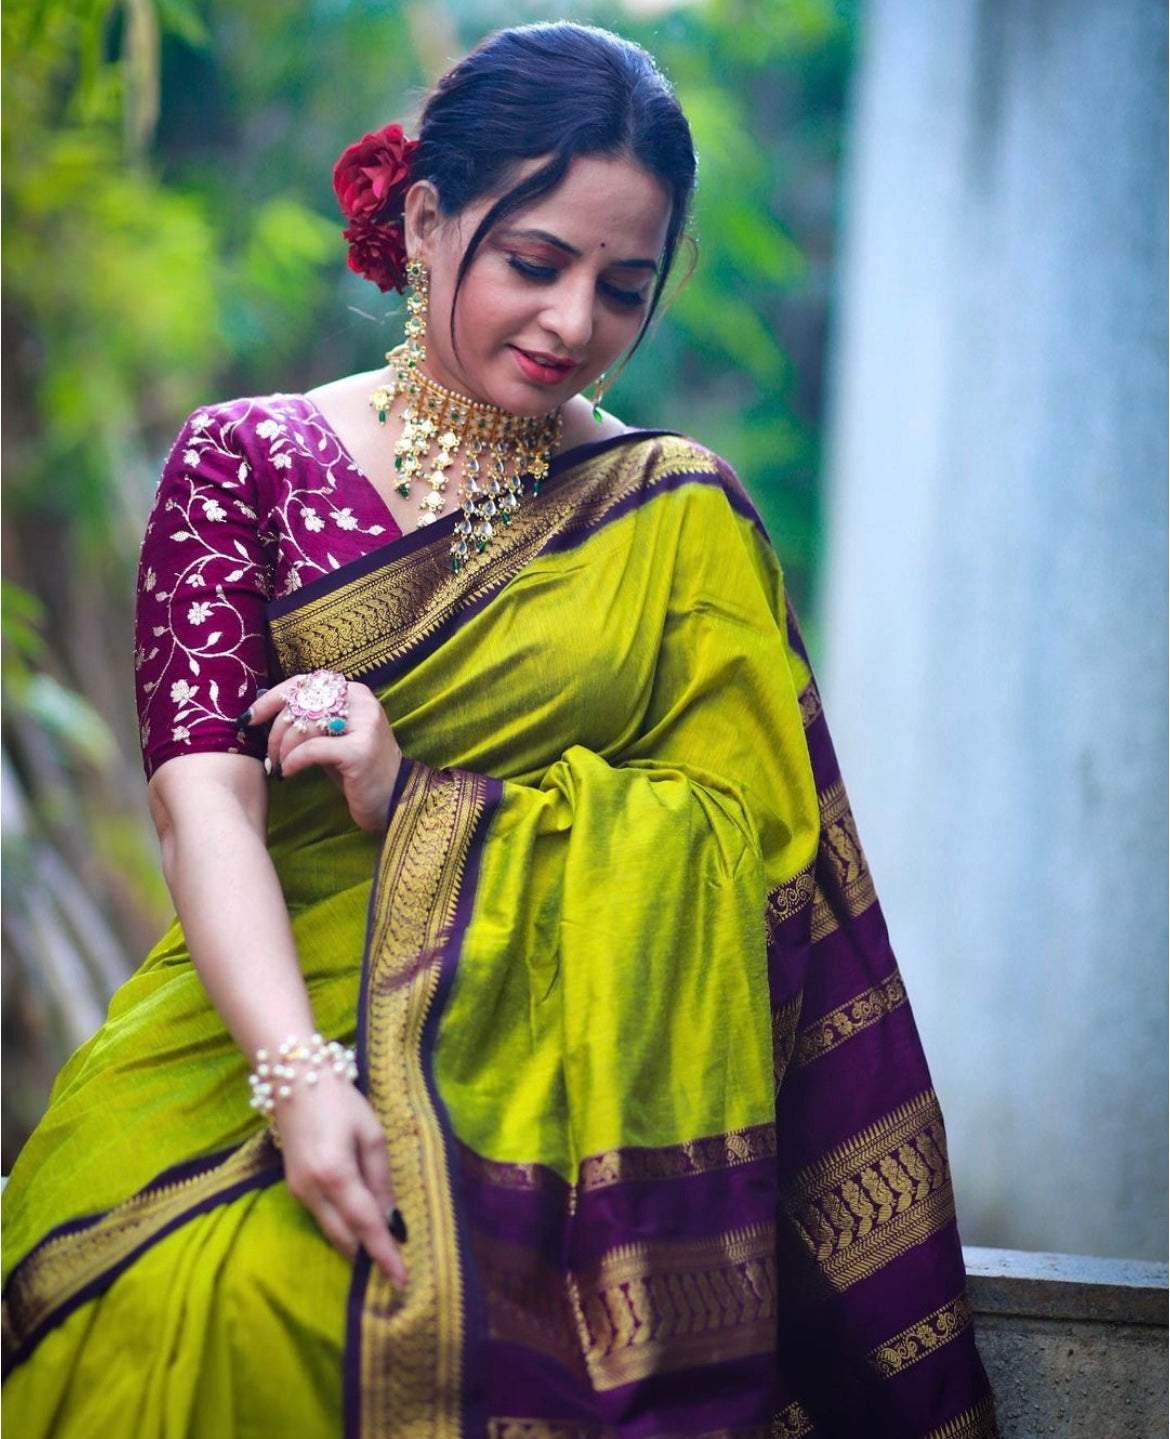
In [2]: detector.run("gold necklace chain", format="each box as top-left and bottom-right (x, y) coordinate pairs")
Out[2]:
(370, 344), (562, 572)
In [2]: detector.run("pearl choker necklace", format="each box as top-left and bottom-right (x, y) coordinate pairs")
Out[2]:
(370, 345), (562, 572)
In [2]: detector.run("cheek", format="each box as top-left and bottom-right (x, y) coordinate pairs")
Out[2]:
(452, 280), (515, 350)
(599, 307), (646, 356)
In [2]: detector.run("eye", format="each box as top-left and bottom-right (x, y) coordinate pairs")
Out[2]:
(507, 255), (558, 282)
(600, 279), (649, 309)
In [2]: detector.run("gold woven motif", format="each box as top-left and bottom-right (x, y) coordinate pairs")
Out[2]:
(788, 1090), (955, 1292)
(869, 1291), (973, 1378)
(770, 1402), (814, 1437)
(457, 1124), (778, 1197)
(570, 1222), (776, 1391)
(798, 679), (823, 730)
(2, 1130), (276, 1361)
(772, 992), (803, 1092)
(765, 864), (815, 940)
(270, 436), (723, 681)
(578, 1125), (777, 1192)
(455, 1143), (557, 1194)
(790, 972), (908, 1070)
(357, 762), (490, 1439)
(471, 1231), (589, 1377)
(810, 779), (877, 942)
(924, 1394), (1001, 1439)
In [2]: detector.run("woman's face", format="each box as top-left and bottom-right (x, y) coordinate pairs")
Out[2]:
(405, 154), (672, 415)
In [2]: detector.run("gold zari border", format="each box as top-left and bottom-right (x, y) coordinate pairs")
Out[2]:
(771, 1402), (814, 1437)
(869, 1290), (973, 1378)
(789, 1091), (955, 1291)
(810, 779), (877, 942)
(356, 763), (490, 1439)
(925, 1395), (1001, 1439)
(772, 992), (803, 1092)
(766, 863), (816, 941)
(579, 1125), (777, 1192)
(472, 1233), (589, 1377)
(269, 436), (722, 680)
(798, 679), (823, 730)
(791, 972), (908, 1069)
(570, 1222), (776, 1392)
(458, 1124), (778, 1196)
(2, 1131), (276, 1362)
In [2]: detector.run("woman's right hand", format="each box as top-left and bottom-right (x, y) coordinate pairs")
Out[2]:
(243, 674), (402, 833)
(148, 753), (407, 1285)
(273, 1069), (409, 1289)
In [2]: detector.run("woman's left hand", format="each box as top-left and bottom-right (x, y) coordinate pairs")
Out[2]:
(243, 673), (402, 833)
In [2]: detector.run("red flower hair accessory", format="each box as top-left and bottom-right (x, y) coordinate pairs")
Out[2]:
(333, 123), (419, 293)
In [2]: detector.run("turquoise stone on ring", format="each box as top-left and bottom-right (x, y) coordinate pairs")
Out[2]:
(326, 716), (347, 736)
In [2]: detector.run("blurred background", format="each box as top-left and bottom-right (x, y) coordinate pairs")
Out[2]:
(2, 0), (1165, 1261)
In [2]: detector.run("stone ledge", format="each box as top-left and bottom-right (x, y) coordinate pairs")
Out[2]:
(963, 1245), (1169, 1326)
(963, 1247), (1168, 1439)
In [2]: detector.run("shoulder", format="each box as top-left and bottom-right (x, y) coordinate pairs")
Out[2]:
(160, 395), (347, 505)
(168, 393), (319, 454)
(584, 429), (766, 533)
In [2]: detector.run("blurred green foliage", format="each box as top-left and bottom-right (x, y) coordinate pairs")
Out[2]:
(0, 0), (854, 1161)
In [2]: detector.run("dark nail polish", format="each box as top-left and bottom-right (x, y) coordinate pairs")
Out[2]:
(235, 708), (253, 729)
(255, 687), (270, 699)
(387, 1207), (408, 1244)
(272, 762), (283, 781)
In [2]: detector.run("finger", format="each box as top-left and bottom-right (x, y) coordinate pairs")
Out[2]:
(270, 707), (314, 770)
(356, 1122), (395, 1217)
(236, 677), (302, 731)
(279, 732), (353, 780)
(309, 1192), (360, 1263)
(340, 1182), (409, 1287)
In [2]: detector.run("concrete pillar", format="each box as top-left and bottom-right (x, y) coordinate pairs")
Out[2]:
(820, 0), (1167, 1258)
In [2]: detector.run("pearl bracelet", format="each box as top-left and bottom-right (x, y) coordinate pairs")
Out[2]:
(248, 1033), (359, 1118)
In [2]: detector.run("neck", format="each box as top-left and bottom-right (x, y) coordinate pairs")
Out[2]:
(369, 345), (562, 571)
(393, 351), (560, 427)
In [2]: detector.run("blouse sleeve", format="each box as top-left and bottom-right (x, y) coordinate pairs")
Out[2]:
(133, 405), (271, 779)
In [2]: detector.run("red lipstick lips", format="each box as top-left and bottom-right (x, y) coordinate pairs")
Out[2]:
(511, 346), (579, 386)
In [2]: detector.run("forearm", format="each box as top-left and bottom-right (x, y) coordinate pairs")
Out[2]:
(151, 756), (318, 1061)
(148, 751), (407, 1284)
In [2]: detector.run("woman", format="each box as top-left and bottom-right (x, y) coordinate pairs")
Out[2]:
(2, 22), (997, 1439)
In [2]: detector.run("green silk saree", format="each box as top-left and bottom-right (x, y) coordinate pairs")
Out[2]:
(3, 433), (997, 1438)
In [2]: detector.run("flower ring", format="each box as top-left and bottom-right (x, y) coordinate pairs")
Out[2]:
(284, 669), (350, 736)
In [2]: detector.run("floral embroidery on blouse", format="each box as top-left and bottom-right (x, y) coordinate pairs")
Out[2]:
(134, 395), (401, 778)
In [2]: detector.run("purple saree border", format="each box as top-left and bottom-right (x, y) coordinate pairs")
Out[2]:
(455, 1131), (781, 1426)
(459, 1147), (779, 1271)
(766, 608), (997, 1436)
(2, 1139), (283, 1376)
(356, 454), (762, 696)
(422, 773), (503, 1436)
(266, 432), (767, 697)
(265, 430), (679, 621)
(343, 756), (419, 1434)
(342, 764), (503, 1439)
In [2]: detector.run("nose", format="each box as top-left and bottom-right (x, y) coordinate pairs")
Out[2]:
(541, 275), (594, 354)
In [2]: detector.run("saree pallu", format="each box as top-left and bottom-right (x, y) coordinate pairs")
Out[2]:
(2, 433), (998, 1438)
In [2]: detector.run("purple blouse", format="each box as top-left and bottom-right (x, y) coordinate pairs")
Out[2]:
(134, 396), (404, 779)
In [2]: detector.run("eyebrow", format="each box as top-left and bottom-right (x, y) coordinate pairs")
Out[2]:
(500, 227), (659, 271)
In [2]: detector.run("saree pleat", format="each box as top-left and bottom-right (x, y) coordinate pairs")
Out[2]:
(2, 433), (996, 1437)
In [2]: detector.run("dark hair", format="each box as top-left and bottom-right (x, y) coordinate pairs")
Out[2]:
(413, 22), (697, 354)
